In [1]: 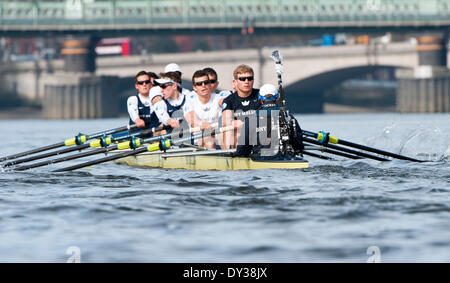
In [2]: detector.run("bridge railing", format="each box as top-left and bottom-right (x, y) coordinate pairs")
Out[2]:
(0, 0), (449, 27)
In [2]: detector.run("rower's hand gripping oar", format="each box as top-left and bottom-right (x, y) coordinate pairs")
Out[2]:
(53, 125), (234, 172)
(12, 125), (170, 171)
(302, 129), (424, 162)
(0, 124), (138, 163)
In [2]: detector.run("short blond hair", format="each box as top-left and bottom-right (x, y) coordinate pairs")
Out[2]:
(233, 64), (254, 79)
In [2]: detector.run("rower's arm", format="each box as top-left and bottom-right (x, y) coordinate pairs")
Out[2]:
(184, 110), (208, 129)
(151, 95), (163, 106)
(154, 100), (171, 126)
(221, 109), (234, 149)
(127, 96), (140, 123)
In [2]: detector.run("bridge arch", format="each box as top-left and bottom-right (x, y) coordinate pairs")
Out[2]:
(284, 65), (407, 113)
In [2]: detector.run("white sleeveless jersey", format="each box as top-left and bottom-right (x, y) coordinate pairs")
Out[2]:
(183, 92), (222, 124)
(127, 93), (153, 122)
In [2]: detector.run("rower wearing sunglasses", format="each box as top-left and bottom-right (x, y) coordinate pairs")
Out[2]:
(127, 71), (161, 133)
(202, 67), (233, 108)
(153, 72), (186, 132)
(183, 70), (223, 148)
(221, 64), (260, 155)
(164, 63), (192, 97)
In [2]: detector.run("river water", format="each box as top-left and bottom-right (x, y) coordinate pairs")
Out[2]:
(0, 113), (449, 262)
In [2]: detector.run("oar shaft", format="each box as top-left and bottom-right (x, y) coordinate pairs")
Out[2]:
(302, 151), (334, 160)
(336, 138), (423, 162)
(54, 135), (172, 172)
(302, 130), (422, 162)
(7, 127), (165, 170)
(303, 137), (389, 161)
(14, 147), (112, 171)
(87, 124), (137, 139)
(53, 147), (147, 172)
(3, 143), (90, 167)
(0, 142), (65, 162)
(303, 141), (363, 160)
(0, 124), (138, 163)
(54, 125), (235, 172)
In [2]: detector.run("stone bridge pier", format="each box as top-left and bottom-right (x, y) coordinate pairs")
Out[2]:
(396, 34), (450, 113)
(42, 36), (120, 119)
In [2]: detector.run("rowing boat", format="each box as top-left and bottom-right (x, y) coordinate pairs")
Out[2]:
(114, 148), (309, 170)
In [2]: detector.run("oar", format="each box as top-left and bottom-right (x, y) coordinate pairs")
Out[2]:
(302, 130), (424, 162)
(302, 151), (335, 160)
(53, 125), (234, 172)
(303, 137), (389, 161)
(303, 141), (364, 160)
(12, 125), (168, 171)
(3, 125), (169, 168)
(0, 124), (138, 163)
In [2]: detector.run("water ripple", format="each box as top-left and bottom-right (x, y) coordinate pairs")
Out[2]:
(1, 115), (450, 262)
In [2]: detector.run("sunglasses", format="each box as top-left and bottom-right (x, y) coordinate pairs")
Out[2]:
(209, 79), (217, 84)
(194, 80), (211, 87)
(136, 80), (152, 85)
(160, 83), (174, 89)
(237, 76), (254, 82)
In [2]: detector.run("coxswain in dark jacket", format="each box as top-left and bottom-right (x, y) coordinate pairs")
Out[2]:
(251, 84), (304, 158)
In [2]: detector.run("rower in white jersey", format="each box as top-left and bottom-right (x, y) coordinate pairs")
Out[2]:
(126, 71), (162, 137)
(153, 72), (186, 133)
(202, 67), (233, 107)
(151, 65), (189, 108)
(164, 62), (191, 97)
(183, 70), (222, 148)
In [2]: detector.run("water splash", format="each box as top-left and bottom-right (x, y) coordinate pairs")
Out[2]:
(400, 126), (449, 162)
(443, 145), (450, 162)
(367, 122), (449, 162)
(366, 122), (407, 154)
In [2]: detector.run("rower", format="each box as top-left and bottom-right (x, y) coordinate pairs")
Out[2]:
(164, 63), (182, 78)
(251, 84), (304, 158)
(126, 71), (161, 136)
(183, 70), (222, 148)
(164, 63), (191, 97)
(221, 64), (260, 155)
(202, 67), (233, 107)
(153, 72), (186, 133)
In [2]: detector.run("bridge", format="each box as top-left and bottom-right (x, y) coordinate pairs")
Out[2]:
(2, 0), (450, 116)
(1, 0), (450, 36)
(1, 41), (429, 113)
